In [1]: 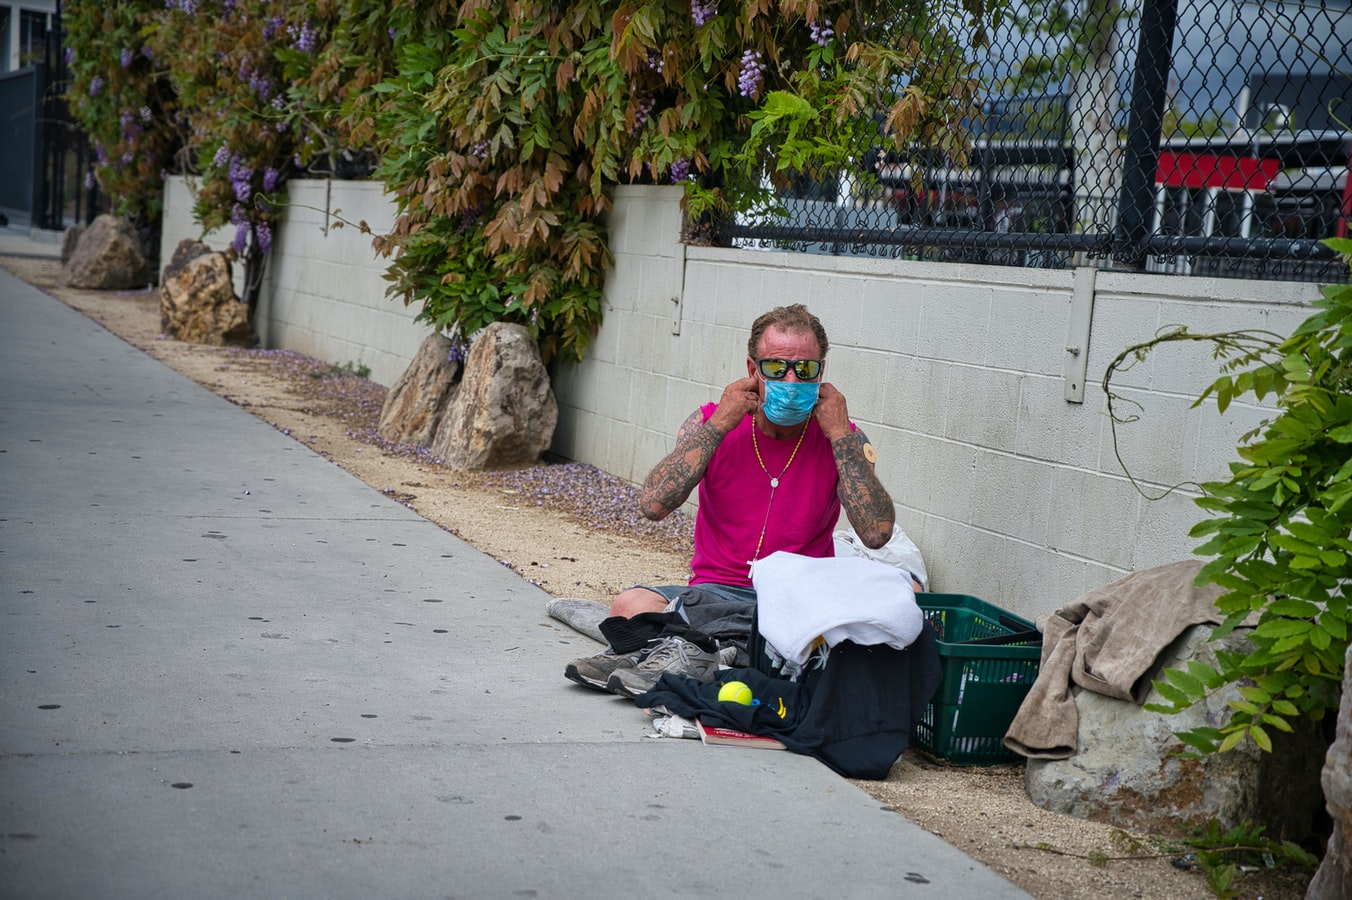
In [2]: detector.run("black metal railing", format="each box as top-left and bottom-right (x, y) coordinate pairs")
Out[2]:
(721, 0), (1352, 284)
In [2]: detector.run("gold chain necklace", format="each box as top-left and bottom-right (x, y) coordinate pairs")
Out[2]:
(747, 420), (808, 574)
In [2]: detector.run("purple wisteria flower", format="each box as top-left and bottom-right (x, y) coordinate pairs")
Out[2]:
(289, 21), (318, 54)
(471, 140), (490, 160)
(737, 50), (766, 98)
(691, 0), (716, 26)
(262, 17), (282, 42)
(670, 157), (691, 182)
(631, 96), (655, 135)
(213, 144), (231, 168)
(809, 19), (834, 46)
(229, 155), (254, 203)
(262, 167), (279, 192)
(249, 71), (274, 101)
(121, 48), (134, 68)
(645, 48), (664, 73)
(64, 47), (75, 65)
(256, 223), (273, 254)
(140, 106), (152, 122)
(89, 76), (104, 97)
(84, 170), (96, 189)
(232, 223), (249, 254)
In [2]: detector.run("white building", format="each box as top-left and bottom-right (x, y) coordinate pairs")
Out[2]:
(0, 0), (57, 73)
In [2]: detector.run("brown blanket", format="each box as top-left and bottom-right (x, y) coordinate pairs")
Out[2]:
(1003, 560), (1226, 760)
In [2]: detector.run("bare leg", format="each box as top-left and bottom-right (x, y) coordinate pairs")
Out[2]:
(609, 587), (669, 619)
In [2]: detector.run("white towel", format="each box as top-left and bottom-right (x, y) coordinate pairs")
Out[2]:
(751, 550), (924, 666)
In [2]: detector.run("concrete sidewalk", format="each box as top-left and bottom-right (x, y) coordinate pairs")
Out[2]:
(0, 260), (1031, 899)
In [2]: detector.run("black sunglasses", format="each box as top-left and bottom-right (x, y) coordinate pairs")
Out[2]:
(755, 358), (823, 381)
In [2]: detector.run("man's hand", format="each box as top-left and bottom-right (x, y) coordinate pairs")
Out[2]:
(814, 382), (851, 442)
(707, 376), (760, 435)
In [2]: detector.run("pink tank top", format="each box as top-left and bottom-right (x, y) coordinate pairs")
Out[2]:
(689, 403), (845, 587)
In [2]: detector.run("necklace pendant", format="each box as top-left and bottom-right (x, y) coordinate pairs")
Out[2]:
(769, 477), (779, 488)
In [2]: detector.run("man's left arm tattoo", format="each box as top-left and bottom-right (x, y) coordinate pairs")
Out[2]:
(832, 429), (895, 549)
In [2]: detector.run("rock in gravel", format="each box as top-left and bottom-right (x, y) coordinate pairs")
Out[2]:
(377, 331), (461, 447)
(160, 238), (212, 285)
(431, 322), (556, 470)
(159, 251), (254, 347)
(61, 214), (152, 290)
(1308, 641), (1352, 899)
(1025, 624), (1328, 844)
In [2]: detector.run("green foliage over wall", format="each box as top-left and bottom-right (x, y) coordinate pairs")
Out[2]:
(63, 1), (180, 229)
(62, 0), (997, 358)
(1109, 238), (1352, 756)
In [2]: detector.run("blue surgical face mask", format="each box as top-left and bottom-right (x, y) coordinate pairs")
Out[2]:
(762, 380), (820, 426)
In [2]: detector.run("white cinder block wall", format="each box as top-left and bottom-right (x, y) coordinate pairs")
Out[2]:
(551, 185), (1318, 620)
(161, 178), (1322, 620)
(160, 176), (429, 387)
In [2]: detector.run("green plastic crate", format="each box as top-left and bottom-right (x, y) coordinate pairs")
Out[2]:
(911, 593), (1041, 765)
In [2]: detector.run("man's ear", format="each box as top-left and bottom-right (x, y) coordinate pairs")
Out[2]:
(746, 357), (756, 378)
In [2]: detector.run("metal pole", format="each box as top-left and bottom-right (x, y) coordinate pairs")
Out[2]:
(1112, 0), (1178, 269)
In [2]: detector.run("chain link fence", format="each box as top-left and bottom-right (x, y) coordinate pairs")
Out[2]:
(721, 0), (1352, 284)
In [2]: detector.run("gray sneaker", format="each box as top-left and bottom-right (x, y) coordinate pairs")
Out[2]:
(564, 649), (640, 691)
(607, 636), (721, 699)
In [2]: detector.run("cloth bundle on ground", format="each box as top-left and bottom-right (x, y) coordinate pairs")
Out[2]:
(751, 550), (924, 667)
(636, 631), (942, 780)
(1003, 559), (1226, 760)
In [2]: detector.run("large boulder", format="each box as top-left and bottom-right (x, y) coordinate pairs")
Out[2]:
(431, 322), (557, 470)
(159, 251), (254, 347)
(160, 238), (212, 285)
(377, 332), (462, 447)
(1308, 643), (1352, 898)
(1026, 624), (1328, 843)
(61, 214), (153, 290)
(61, 224), (86, 264)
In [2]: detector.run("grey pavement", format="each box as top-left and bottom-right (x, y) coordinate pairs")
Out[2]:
(0, 246), (1031, 898)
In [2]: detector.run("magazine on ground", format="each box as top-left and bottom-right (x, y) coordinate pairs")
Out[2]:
(695, 718), (787, 750)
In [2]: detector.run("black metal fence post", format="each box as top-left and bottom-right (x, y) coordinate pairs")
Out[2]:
(1112, 0), (1179, 270)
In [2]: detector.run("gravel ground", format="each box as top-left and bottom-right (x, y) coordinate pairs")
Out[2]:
(4, 254), (1314, 900)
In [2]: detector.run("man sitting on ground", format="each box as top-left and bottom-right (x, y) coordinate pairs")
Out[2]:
(564, 303), (897, 697)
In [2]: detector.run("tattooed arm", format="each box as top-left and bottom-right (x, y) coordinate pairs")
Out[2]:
(830, 427), (895, 548)
(639, 376), (760, 520)
(815, 383), (895, 549)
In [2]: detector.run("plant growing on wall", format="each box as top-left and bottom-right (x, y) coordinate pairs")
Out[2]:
(366, 0), (995, 362)
(157, 0), (334, 318)
(64, 0), (997, 359)
(1105, 239), (1352, 756)
(63, 1), (182, 243)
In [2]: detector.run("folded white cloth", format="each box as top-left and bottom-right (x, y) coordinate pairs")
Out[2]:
(751, 551), (924, 666)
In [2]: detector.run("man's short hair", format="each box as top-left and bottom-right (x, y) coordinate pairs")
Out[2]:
(747, 304), (829, 358)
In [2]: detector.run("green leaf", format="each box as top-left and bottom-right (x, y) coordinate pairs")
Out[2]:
(1218, 729), (1247, 753)
(1152, 679), (1193, 708)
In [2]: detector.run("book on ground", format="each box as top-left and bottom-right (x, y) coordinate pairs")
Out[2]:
(695, 718), (786, 750)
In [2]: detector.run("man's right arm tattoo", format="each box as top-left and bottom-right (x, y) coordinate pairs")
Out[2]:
(639, 412), (725, 520)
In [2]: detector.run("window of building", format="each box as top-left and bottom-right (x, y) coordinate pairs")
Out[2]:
(19, 9), (49, 68)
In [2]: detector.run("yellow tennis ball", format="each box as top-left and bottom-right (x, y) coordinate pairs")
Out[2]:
(718, 680), (753, 705)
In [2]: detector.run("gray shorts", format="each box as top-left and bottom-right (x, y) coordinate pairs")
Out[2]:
(635, 582), (756, 644)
